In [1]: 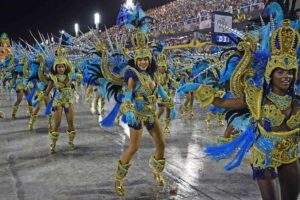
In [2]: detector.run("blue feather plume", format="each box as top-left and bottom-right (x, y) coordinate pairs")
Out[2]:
(100, 102), (121, 127)
(263, 2), (284, 27)
(116, 3), (152, 32)
(45, 90), (56, 115)
(205, 123), (257, 170)
(250, 50), (270, 87)
(26, 87), (36, 104)
(219, 56), (240, 85)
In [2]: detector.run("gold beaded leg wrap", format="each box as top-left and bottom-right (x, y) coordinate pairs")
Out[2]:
(67, 130), (76, 150)
(149, 156), (166, 187)
(115, 160), (131, 197)
(29, 114), (37, 130)
(164, 118), (171, 135)
(12, 105), (19, 119)
(28, 106), (33, 115)
(48, 115), (53, 131)
(100, 97), (105, 116)
(49, 131), (59, 154)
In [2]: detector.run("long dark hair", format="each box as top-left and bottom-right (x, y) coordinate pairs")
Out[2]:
(127, 57), (157, 78)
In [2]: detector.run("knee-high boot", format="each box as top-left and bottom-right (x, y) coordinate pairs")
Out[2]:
(115, 160), (131, 197)
(66, 130), (76, 150)
(149, 155), (166, 186)
(49, 131), (59, 154)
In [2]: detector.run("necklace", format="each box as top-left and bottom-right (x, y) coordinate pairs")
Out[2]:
(57, 74), (66, 82)
(267, 91), (292, 110)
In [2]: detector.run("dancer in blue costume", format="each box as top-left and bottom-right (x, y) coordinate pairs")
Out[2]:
(28, 52), (52, 131)
(11, 45), (33, 119)
(0, 33), (13, 118)
(155, 53), (177, 134)
(45, 47), (77, 154)
(88, 3), (176, 196)
(178, 1), (300, 199)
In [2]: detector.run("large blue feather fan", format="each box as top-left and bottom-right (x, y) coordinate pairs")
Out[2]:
(219, 55), (241, 86)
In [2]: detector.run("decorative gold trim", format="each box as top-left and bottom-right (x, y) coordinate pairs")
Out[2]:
(244, 81), (263, 120)
(230, 35), (256, 98)
(100, 51), (123, 86)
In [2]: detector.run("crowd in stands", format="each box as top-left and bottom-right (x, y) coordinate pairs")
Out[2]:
(96, 0), (265, 45)
(147, 0), (264, 35)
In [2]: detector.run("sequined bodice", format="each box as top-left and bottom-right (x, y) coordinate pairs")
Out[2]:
(134, 72), (157, 106)
(51, 74), (71, 91)
(261, 103), (300, 130)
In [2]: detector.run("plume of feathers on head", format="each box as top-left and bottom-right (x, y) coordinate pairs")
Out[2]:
(116, 1), (153, 33)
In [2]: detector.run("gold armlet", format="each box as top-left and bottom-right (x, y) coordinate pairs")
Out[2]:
(195, 85), (224, 108)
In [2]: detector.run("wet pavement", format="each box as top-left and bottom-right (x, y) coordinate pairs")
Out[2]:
(0, 93), (263, 200)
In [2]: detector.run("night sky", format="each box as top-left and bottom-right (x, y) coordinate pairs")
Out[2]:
(0, 0), (172, 42)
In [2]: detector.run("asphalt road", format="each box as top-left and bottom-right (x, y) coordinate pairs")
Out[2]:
(0, 93), (263, 200)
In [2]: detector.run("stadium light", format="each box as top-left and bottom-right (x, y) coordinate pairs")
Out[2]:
(74, 23), (79, 36)
(124, 0), (135, 9)
(94, 12), (100, 29)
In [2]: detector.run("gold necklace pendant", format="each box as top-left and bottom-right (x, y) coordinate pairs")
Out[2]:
(57, 74), (66, 82)
(267, 92), (292, 110)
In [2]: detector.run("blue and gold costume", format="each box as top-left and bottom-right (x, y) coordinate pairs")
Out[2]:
(113, 30), (175, 197)
(155, 53), (177, 133)
(179, 19), (300, 178)
(47, 48), (76, 154)
(11, 54), (33, 118)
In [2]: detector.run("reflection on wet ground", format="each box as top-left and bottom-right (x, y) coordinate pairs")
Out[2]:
(0, 95), (262, 200)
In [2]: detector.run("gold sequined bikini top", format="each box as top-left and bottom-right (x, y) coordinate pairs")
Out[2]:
(261, 103), (300, 130)
(50, 74), (71, 90)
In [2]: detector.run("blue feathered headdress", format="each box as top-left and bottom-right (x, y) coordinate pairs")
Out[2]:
(116, 2), (153, 33)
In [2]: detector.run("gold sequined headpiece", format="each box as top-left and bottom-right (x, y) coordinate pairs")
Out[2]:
(131, 30), (151, 63)
(157, 53), (167, 67)
(53, 47), (71, 72)
(265, 20), (299, 84)
(0, 33), (10, 47)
